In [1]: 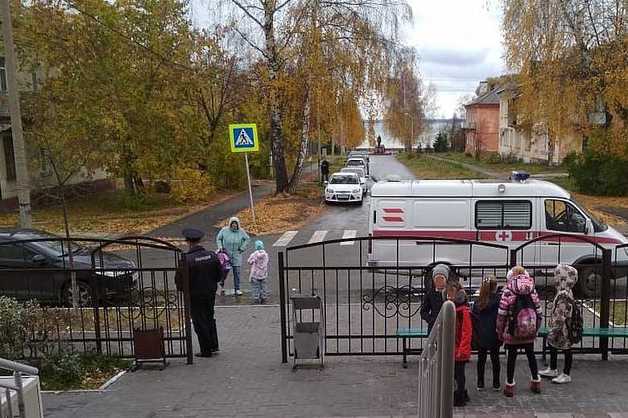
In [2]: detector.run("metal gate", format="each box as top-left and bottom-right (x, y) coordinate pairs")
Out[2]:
(0, 236), (193, 363)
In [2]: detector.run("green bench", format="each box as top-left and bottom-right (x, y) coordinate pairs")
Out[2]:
(396, 328), (428, 368)
(538, 327), (628, 361)
(397, 326), (628, 368)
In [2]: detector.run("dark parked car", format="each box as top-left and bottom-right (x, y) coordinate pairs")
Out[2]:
(0, 229), (137, 306)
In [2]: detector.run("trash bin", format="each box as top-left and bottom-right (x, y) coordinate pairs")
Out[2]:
(291, 294), (324, 369)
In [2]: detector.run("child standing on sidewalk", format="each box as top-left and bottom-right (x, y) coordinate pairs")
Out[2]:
(497, 266), (543, 397)
(539, 264), (581, 384)
(420, 264), (450, 335)
(448, 282), (472, 407)
(471, 276), (502, 391)
(247, 240), (269, 304)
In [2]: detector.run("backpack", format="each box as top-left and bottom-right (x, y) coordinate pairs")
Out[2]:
(568, 300), (583, 345)
(216, 249), (232, 280)
(508, 294), (538, 339)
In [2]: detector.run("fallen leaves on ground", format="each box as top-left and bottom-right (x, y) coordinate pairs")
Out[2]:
(216, 182), (324, 235)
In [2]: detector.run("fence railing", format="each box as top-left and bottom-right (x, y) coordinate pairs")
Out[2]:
(0, 357), (41, 418)
(0, 237), (193, 362)
(417, 301), (455, 418)
(279, 234), (628, 362)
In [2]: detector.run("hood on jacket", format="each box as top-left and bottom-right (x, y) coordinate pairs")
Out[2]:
(554, 264), (578, 291)
(508, 271), (535, 295)
(255, 240), (264, 251)
(229, 217), (241, 230)
(454, 289), (467, 306)
(507, 266), (529, 284)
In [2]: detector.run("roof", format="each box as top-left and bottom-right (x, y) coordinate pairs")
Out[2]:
(370, 179), (571, 199)
(466, 89), (500, 106)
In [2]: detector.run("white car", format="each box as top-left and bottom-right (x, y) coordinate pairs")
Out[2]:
(341, 167), (368, 194)
(324, 172), (363, 205)
(346, 157), (368, 175)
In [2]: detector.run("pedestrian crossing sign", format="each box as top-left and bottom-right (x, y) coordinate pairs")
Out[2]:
(229, 123), (259, 153)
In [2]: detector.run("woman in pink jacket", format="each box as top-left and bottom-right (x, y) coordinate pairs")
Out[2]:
(247, 240), (269, 304)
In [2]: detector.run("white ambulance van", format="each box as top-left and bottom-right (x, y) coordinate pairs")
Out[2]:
(368, 176), (628, 295)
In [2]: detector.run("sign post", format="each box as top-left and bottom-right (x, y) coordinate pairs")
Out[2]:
(229, 123), (259, 224)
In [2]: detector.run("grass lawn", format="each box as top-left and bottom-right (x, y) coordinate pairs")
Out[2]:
(0, 189), (236, 236)
(39, 352), (131, 391)
(398, 153), (484, 179)
(441, 152), (566, 175)
(606, 301), (628, 326)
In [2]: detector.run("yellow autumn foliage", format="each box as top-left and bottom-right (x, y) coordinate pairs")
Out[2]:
(170, 168), (216, 204)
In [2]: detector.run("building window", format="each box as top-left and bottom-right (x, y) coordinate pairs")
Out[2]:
(0, 57), (6, 93)
(476, 200), (532, 229)
(3, 131), (16, 181)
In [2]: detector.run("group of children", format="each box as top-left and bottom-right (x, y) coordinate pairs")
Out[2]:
(420, 263), (582, 406)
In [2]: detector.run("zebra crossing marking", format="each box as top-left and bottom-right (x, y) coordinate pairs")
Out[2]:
(307, 230), (328, 244)
(340, 230), (357, 246)
(273, 230), (298, 247)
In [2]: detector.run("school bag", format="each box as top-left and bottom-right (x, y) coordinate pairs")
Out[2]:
(508, 294), (538, 339)
(567, 298), (583, 344)
(216, 249), (232, 281)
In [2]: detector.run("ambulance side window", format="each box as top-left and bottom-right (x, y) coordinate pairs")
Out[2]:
(475, 200), (532, 229)
(544, 199), (586, 233)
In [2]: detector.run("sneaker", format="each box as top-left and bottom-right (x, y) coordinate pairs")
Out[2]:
(476, 381), (485, 391)
(530, 378), (542, 394)
(552, 373), (572, 384)
(492, 381), (501, 392)
(235, 290), (243, 296)
(503, 382), (515, 398)
(539, 367), (559, 378)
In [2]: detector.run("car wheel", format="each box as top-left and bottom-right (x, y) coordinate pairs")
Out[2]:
(63, 281), (94, 307)
(575, 266), (602, 299)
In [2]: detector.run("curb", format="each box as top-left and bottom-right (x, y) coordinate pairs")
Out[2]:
(41, 369), (128, 394)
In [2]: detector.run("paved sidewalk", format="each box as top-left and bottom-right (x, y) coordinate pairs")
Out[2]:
(43, 305), (628, 417)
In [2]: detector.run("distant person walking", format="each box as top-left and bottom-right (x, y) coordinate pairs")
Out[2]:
(539, 264), (581, 384)
(320, 159), (330, 183)
(472, 276), (502, 391)
(176, 228), (222, 357)
(216, 217), (250, 296)
(497, 266), (543, 397)
(247, 240), (270, 304)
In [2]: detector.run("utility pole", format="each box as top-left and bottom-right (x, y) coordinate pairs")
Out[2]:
(1, 0), (31, 227)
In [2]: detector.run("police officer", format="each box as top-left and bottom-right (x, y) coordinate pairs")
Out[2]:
(179, 228), (221, 358)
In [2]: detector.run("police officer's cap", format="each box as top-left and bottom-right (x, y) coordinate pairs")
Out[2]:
(182, 228), (204, 241)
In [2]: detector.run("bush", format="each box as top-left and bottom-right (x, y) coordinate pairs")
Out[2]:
(170, 167), (216, 203)
(40, 351), (83, 389)
(565, 150), (628, 196)
(0, 297), (38, 359)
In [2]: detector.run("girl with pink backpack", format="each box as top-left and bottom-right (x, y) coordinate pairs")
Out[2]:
(496, 266), (543, 397)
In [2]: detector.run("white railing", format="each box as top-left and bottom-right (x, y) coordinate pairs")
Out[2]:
(417, 301), (456, 418)
(0, 358), (42, 418)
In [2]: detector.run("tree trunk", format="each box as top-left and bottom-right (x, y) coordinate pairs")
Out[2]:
(288, 89), (310, 193)
(264, 5), (289, 193)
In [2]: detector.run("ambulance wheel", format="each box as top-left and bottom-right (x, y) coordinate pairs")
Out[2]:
(576, 266), (602, 299)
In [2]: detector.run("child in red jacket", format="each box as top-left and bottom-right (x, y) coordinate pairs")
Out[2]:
(448, 282), (472, 407)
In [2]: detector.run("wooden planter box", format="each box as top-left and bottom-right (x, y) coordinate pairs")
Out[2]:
(132, 327), (167, 370)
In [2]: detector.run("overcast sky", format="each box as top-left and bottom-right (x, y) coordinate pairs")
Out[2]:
(191, 0), (506, 119)
(404, 0), (506, 118)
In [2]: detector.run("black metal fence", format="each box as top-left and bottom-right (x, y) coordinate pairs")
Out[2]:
(279, 234), (628, 363)
(0, 237), (193, 363)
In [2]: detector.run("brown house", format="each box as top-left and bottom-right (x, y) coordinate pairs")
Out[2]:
(463, 85), (500, 155)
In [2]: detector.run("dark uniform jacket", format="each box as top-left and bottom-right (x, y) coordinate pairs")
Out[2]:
(176, 245), (222, 296)
(420, 289), (446, 334)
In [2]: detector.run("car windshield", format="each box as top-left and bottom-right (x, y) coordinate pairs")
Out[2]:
(347, 160), (364, 166)
(342, 168), (364, 177)
(30, 234), (85, 257)
(570, 199), (608, 232)
(330, 175), (358, 184)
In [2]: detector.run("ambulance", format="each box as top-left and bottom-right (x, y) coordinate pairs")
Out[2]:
(367, 174), (628, 296)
